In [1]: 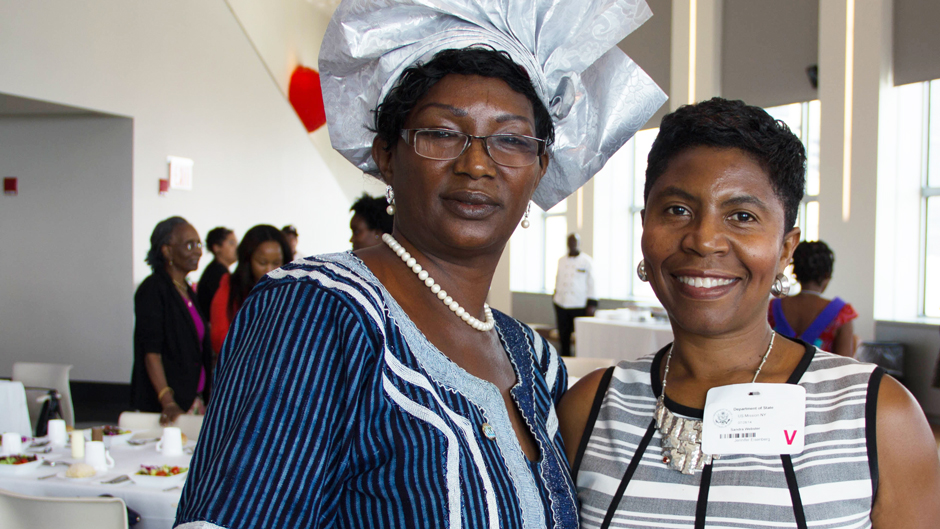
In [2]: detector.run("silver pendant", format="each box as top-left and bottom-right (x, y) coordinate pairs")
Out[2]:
(654, 396), (713, 475)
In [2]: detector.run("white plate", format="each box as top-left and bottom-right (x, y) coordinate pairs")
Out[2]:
(129, 470), (188, 488)
(0, 456), (44, 476)
(103, 431), (134, 447)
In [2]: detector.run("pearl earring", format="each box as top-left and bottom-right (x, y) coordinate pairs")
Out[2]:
(385, 186), (396, 216)
(521, 202), (531, 229)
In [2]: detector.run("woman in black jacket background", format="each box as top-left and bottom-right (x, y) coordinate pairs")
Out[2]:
(130, 216), (212, 425)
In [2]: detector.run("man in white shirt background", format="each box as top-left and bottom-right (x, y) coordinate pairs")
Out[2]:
(553, 233), (597, 357)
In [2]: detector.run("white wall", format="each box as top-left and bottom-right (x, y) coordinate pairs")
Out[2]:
(225, 0), (386, 203)
(0, 0), (352, 382)
(0, 115), (133, 382)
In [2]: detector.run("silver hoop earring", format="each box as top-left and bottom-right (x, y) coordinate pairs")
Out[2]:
(521, 202), (531, 229)
(771, 273), (790, 298)
(637, 260), (649, 282)
(385, 186), (395, 216)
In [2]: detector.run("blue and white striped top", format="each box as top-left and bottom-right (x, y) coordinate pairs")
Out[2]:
(174, 252), (578, 529)
(574, 343), (883, 529)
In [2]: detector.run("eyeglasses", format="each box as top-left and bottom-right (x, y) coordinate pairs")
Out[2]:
(176, 241), (203, 251)
(401, 128), (546, 167)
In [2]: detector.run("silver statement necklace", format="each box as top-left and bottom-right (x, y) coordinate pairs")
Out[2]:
(382, 233), (495, 332)
(654, 331), (776, 474)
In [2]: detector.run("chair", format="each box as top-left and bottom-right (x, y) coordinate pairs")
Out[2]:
(117, 411), (160, 431)
(855, 342), (905, 380)
(11, 362), (74, 430)
(0, 488), (128, 529)
(175, 414), (204, 441)
(119, 411), (204, 441)
(564, 357), (616, 378)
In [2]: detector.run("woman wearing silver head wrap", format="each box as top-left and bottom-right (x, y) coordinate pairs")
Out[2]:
(175, 1), (664, 528)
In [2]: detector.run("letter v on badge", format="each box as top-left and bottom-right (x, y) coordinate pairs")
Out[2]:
(702, 383), (806, 455)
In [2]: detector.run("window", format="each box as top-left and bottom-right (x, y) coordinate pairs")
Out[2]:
(509, 195), (567, 294)
(923, 81), (940, 317)
(764, 100), (821, 242)
(592, 128), (658, 300)
(877, 79), (940, 319)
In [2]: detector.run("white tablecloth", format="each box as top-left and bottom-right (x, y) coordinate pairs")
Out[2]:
(0, 380), (33, 435)
(0, 437), (192, 529)
(574, 317), (674, 362)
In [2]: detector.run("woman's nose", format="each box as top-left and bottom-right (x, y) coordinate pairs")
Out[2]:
(453, 137), (496, 178)
(681, 216), (729, 256)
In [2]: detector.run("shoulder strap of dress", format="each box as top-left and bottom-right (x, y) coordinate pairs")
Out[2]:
(800, 297), (847, 344)
(571, 366), (615, 481)
(771, 298), (795, 337)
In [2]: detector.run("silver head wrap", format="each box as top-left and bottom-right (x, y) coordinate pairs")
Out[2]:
(319, 0), (667, 210)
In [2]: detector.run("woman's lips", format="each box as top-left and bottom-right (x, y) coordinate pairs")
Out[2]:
(442, 190), (499, 219)
(671, 274), (739, 299)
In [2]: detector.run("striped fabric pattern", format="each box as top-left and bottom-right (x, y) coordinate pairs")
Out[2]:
(174, 252), (578, 529)
(576, 345), (879, 529)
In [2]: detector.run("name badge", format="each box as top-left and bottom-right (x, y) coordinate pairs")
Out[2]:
(702, 383), (806, 455)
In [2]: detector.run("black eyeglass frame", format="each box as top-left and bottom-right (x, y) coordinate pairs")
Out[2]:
(400, 128), (547, 167)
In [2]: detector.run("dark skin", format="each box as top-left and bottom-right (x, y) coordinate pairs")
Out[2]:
(361, 74), (548, 461)
(558, 147), (940, 527)
(778, 278), (856, 357)
(145, 222), (203, 425)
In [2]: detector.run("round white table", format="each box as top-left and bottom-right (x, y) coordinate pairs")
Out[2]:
(0, 435), (192, 529)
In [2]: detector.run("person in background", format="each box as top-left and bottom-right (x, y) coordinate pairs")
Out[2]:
(281, 224), (299, 260)
(349, 193), (393, 250)
(210, 225), (292, 354)
(768, 240), (857, 356)
(131, 216), (212, 426)
(553, 233), (597, 357)
(197, 227), (237, 320)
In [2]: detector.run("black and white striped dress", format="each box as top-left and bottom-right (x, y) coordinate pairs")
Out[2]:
(573, 343), (883, 529)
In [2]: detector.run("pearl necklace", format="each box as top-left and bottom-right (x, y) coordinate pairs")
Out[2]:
(382, 234), (495, 332)
(654, 331), (775, 474)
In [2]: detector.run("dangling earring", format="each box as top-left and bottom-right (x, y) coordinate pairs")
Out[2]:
(637, 260), (649, 282)
(521, 202), (531, 229)
(770, 273), (790, 298)
(385, 186), (396, 216)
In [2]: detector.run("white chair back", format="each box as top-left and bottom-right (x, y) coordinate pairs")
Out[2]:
(0, 488), (128, 529)
(119, 411), (203, 441)
(174, 414), (204, 441)
(117, 411), (160, 431)
(564, 357), (616, 378)
(12, 362), (75, 430)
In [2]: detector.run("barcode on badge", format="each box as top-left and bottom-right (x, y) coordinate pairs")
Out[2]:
(720, 432), (756, 439)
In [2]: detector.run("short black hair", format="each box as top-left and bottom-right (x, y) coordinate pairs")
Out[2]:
(645, 97), (806, 231)
(146, 216), (188, 271)
(281, 225), (298, 237)
(206, 227), (233, 253)
(792, 240), (834, 284)
(228, 225), (292, 318)
(373, 46), (554, 152)
(350, 194), (393, 234)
